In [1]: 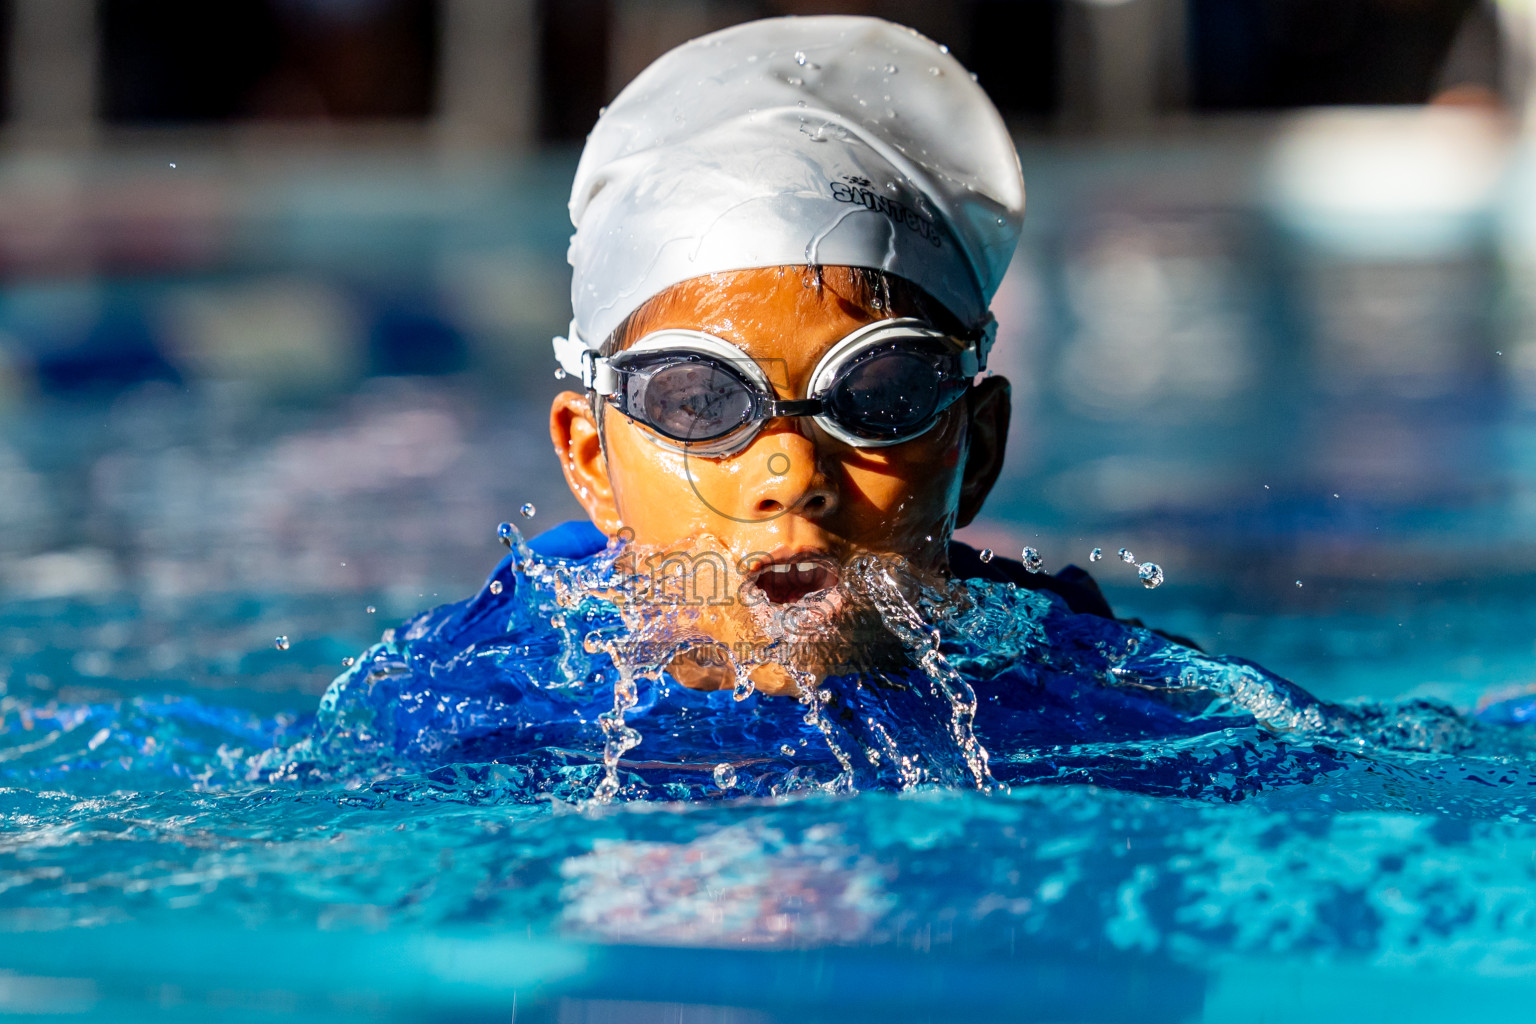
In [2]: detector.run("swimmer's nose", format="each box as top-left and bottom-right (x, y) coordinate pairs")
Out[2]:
(742, 432), (836, 520)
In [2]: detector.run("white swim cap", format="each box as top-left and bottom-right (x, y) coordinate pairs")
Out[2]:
(554, 14), (1025, 376)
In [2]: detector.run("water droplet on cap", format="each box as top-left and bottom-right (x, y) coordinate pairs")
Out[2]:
(489, 580), (503, 595)
(1119, 548), (1135, 564)
(520, 503), (536, 519)
(713, 763), (738, 789)
(1021, 547), (1044, 573)
(928, 66), (941, 76)
(1137, 562), (1164, 589)
(274, 636), (290, 651)
(341, 656), (355, 667)
(795, 50), (808, 65)
(979, 548), (994, 563)
(937, 43), (950, 54)
(884, 64), (898, 73)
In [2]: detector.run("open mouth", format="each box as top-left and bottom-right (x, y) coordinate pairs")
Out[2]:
(748, 552), (841, 606)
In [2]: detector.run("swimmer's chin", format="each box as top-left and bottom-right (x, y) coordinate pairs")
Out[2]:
(665, 596), (910, 696)
(666, 655), (806, 698)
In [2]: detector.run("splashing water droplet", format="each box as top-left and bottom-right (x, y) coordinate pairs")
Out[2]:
(928, 66), (941, 76)
(497, 522), (515, 547)
(1021, 547), (1044, 573)
(365, 605), (376, 614)
(274, 636), (290, 651)
(520, 503), (537, 519)
(169, 162), (176, 169)
(713, 763), (738, 789)
(489, 580), (503, 595)
(732, 672), (755, 702)
(979, 548), (994, 563)
(938, 44), (950, 54)
(1137, 562), (1164, 589)
(1295, 580), (1304, 588)
(1119, 548), (1135, 564)
(1090, 547), (1103, 562)
(780, 744), (795, 756)
(795, 50), (808, 65)
(553, 368), (566, 380)
(924, 534), (933, 543)
(788, 76), (803, 86)
(884, 63), (897, 73)
(341, 656), (355, 667)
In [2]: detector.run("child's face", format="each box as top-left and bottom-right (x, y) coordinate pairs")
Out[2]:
(549, 266), (1010, 683)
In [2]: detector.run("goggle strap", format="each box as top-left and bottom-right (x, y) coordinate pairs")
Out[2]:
(552, 324), (624, 397)
(585, 351), (620, 396)
(973, 316), (996, 374)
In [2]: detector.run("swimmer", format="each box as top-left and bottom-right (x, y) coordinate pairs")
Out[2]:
(308, 15), (1225, 784)
(544, 15), (1118, 696)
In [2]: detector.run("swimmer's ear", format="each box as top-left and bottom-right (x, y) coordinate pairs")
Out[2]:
(549, 392), (623, 533)
(955, 376), (1010, 529)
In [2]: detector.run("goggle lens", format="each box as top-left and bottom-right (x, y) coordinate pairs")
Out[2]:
(828, 347), (944, 439)
(622, 356), (756, 443)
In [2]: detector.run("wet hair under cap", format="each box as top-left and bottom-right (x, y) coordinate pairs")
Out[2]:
(599, 266), (968, 359)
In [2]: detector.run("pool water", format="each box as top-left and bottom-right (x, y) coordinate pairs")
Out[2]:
(6, 139), (1536, 1021)
(5, 482), (1536, 1022)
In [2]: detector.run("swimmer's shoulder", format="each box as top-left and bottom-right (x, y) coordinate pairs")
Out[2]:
(948, 540), (1203, 650)
(948, 540), (1115, 618)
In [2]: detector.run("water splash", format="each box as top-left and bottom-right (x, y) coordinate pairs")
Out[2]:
(255, 521), (1536, 823)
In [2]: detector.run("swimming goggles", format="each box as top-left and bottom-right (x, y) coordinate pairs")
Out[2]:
(573, 317), (993, 457)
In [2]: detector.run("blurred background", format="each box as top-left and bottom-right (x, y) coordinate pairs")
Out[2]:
(2, 0), (1535, 708)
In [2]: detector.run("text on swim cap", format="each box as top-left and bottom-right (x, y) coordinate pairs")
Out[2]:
(829, 176), (943, 249)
